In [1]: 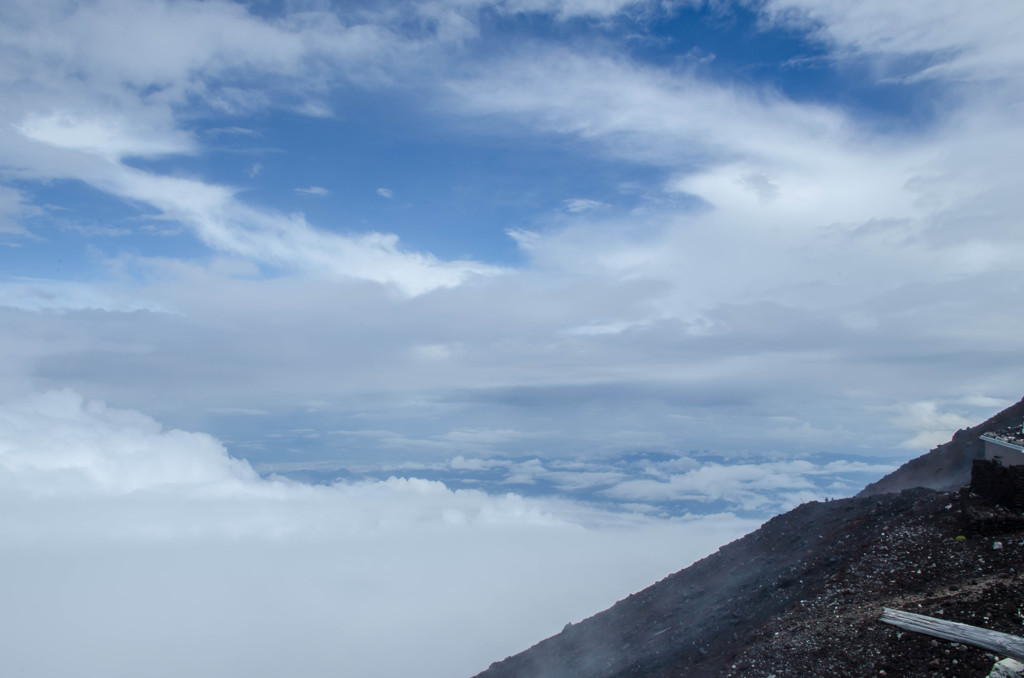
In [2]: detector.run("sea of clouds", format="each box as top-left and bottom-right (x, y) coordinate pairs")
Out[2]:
(0, 389), (776, 678)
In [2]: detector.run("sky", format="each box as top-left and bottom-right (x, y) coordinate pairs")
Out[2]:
(1, 1), (1024, 676)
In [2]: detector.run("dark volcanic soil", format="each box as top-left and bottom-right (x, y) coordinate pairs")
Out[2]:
(472, 490), (1024, 678)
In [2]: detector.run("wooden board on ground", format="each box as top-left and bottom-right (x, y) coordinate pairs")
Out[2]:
(881, 608), (1024, 662)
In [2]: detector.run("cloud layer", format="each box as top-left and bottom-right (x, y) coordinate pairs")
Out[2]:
(0, 390), (758, 677)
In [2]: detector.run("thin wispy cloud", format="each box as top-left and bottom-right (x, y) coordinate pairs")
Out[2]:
(0, 186), (38, 236)
(295, 185), (329, 196)
(564, 198), (606, 212)
(208, 126), (261, 137)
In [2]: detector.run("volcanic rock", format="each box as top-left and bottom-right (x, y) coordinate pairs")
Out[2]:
(473, 491), (1023, 677)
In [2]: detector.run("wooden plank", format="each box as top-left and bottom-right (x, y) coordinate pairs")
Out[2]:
(880, 608), (1024, 662)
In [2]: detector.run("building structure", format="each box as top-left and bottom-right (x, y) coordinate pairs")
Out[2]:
(973, 422), (1024, 511)
(979, 424), (1024, 467)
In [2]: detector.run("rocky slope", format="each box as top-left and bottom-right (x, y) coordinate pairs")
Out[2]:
(858, 398), (1024, 497)
(474, 490), (1023, 678)
(472, 408), (1024, 678)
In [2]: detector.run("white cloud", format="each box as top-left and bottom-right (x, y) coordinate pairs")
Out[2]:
(449, 454), (502, 470)
(377, 187), (395, 198)
(295, 185), (330, 196)
(760, 0), (1024, 86)
(410, 343), (458, 361)
(0, 389), (759, 678)
(405, 0), (651, 26)
(208, 126), (261, 138)
(0, 185), (39, 236)
(17, 111), (196, 160)
(892, 400), (976, 451)
(956, 395), (1014, 410)
(0, 0), (1020, 552)
(448, 48), (850, 171)
(440, 18), (1024, 420)
(0, 0), (507, 296)
(0, 389), (257, 495)
(2, 248), (1017, 464)
(3, 148), (503, 295)
(562, 319), (638, 335)
(208, 407), (271, 416)
(450, 48), (980, 309)
(564, 197), (607, 212)
(602, 458), (897, 512)
(0, 278), (172, 314)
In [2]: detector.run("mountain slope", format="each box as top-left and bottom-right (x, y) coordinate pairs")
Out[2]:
(857, 397), (1024, 497)
(473, 439), (1024, 678)
(473, 489), (1023, 678)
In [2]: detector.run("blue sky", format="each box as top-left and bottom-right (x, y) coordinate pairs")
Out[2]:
(2, 1), (1024, 676)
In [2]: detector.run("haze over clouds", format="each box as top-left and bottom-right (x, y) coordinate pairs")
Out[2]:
(1, 1), (1022, 676)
